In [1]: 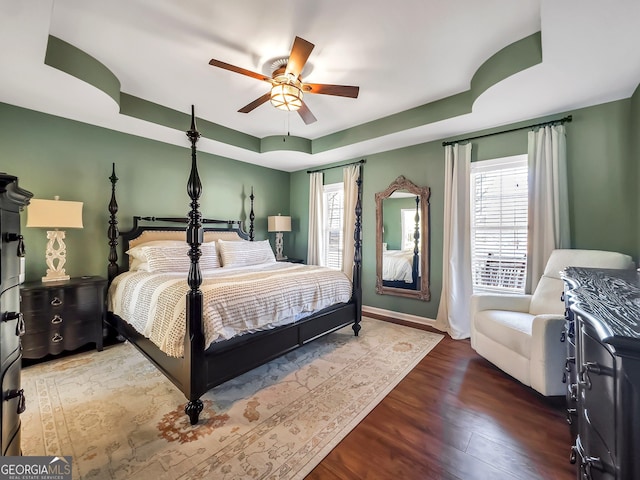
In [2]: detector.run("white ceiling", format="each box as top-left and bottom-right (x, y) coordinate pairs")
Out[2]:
(1, 0), (639, 172)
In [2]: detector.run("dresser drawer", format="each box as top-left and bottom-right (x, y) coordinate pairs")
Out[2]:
(579, 321), (616, 456)
(0, 209), (21, 295)
(1, 354), (24, 455)
(1, 286), (23, 366)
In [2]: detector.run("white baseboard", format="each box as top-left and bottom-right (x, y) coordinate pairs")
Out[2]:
(362, 305), (438, 328)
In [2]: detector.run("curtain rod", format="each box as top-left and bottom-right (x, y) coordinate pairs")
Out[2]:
(442, 115), (572, 147)
(307, 158), (366, 174)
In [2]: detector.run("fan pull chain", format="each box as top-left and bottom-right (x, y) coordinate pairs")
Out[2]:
(283, 113), (291, 142)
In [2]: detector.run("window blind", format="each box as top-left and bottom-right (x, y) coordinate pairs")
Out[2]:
(471, 155), (528, 293)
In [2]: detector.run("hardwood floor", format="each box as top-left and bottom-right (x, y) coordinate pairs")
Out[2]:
(307, 318), (576, 480)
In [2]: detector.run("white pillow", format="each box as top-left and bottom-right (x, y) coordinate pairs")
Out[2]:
(129, 241), (220, 272)
(126, 240), (186, 261)
(218, 239), (276, 267)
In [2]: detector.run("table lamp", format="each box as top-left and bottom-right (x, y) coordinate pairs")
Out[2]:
(268, 214), (291, 261)
(26, 196), (83, 282)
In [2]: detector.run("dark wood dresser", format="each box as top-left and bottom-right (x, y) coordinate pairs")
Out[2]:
(20, 276), (106, 360)
(0, 173), (32, 456)
(562, 267), (640, 480)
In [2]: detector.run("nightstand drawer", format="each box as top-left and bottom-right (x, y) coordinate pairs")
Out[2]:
(21, 284), (101, 313)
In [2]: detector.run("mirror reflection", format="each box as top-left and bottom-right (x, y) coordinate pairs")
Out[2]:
(376, 176), (430, 301)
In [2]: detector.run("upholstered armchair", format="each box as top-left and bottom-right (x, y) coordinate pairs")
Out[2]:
(470, 249), (634, 396)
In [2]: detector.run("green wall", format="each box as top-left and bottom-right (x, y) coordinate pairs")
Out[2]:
(0, 103), (291, 282)
(2, 95), (638, 321)
(289, 99), (639, 320)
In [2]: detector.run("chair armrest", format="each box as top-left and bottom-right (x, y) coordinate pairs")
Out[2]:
(470, 293), (532, 315)
(529, 314), (567, 396)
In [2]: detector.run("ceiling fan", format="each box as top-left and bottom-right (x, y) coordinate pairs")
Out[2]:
(208, 36), (359, 125)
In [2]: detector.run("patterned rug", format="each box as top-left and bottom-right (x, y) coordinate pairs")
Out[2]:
(21, 317), (442, 479)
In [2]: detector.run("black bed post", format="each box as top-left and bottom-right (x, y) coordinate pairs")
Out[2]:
(184, 105), (206, 425)
(249, 186), (255, 241)
(352, 167), (363, 336)
(107, 163), (119, 284)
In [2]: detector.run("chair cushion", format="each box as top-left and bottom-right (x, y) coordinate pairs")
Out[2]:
(474, 310), (534, 359)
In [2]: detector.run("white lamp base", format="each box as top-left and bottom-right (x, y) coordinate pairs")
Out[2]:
(42, 230), (70, 283)
(274, 231), (287, 261)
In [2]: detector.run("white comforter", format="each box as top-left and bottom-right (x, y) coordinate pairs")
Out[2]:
(382, 250), (415, 282)
(108, 262), (352, 357)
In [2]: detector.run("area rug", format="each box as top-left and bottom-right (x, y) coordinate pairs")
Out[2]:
(21, 317), (442, 479)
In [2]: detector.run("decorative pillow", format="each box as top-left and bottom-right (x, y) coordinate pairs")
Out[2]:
(218, 239), (276, 268)
(129, 241), (220, 272)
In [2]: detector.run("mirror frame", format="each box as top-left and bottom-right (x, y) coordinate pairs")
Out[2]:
(375, 175), (431, 300)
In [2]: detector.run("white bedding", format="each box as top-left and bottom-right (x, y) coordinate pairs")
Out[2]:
(382, 249), (416, 282)
(108, 262), (352, 357)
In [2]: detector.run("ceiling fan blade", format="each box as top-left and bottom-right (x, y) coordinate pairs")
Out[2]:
(297, 101), (317, 125)
(238, 92), (272, 113)
(303, 83), (360, 98)
(285, 37), (314, 79)
(209, 59), (272, 83)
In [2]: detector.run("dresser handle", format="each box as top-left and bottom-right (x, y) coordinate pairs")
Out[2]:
(570, 445), (577, 464)
(5, 389), (26, 414)
(51, 315), (63, 325)
(569, 383), (578, 401)
(582, 455), (604, 480)
(51, 333), (63, 343)
(51, 297), (63, 306)
(2, 312), (25, 337)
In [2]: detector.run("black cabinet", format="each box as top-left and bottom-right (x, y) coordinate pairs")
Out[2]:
(20, 277), (106, 359)
(0, 173), (32, 456)
(563, 267), (640, 480)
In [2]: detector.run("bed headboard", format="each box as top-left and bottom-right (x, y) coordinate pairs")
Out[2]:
(112, 216), (251, 275)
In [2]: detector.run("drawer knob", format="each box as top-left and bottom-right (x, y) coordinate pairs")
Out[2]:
(51, 315), (63, 325)
(51, 333), (63, 343)
(5, 389), (26, 414)
(51, 297), (63, 306)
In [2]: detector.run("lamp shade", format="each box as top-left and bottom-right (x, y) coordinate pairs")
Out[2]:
(26, 198), (84, 229)
(268, 215), (291, 232)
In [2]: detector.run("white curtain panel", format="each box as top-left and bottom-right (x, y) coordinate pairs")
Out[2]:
(435, 143), (473, 339)
(527, 124), (570, 291)
(307, 172), (325, 266)
(341, 164), (360, 280)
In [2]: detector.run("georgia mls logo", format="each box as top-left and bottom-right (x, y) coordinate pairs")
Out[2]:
(0, 456), (72, 479)
(48, 457), (71, 474)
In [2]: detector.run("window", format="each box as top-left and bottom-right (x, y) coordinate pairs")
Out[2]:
(471, 155), (528, 293)
(401, 207), (420, 251)
(323, 182), (343, 269)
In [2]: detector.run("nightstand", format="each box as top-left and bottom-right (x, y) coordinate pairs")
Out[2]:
(278, 257), (304, 264)
(20, 276), (107, 360)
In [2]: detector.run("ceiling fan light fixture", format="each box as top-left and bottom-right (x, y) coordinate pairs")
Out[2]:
(270, 81), (303, 111)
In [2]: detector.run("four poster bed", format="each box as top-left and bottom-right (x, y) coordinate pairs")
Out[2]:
(105, 108), (363, 425)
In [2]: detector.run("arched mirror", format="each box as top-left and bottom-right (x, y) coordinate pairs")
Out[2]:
(375, 175), (430, 300)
